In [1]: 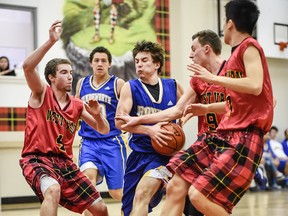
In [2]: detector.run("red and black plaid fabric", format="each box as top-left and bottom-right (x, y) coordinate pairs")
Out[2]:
(155, 0), (170, 77)
(167, 127), (264, 214)
(0, 107), (26, 131)
(19, 154), (102, 214)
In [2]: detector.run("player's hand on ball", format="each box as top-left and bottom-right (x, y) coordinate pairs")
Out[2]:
(148, 122), (173, 147)
(151, 122), (186, 156)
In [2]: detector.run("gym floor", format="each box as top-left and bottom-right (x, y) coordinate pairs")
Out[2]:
(1, 190), (288, 215)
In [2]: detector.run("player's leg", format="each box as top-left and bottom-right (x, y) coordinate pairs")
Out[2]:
(188, 186), (229, 216)
(121, 152), (144, 216)
(160, 174), (190, 216)
(19, 156), (61, 216)
(190, 128), (263, 215)
(87, 200), (108, 216)
(79, 165), (98, 216)
(60, 162), (108, 215)
(39, 175), (61, 216)
(103, 135), (127, 201)
(79, 139), (103, 216)
(130, 176), (162, 216)
(83, 167), (98, 186)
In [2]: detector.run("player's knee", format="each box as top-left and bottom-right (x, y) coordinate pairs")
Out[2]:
(109, 189), (122, 201)
(89, 200), (108, 216)
(188, 187), (203, 210)
(166, 178), (186, 197)
(44, 184), (61, 203)
(83, 171), (97, 186)
(134, 188), (150, 204)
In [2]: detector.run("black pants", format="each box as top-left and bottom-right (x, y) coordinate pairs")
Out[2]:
(183, 195), (204, 216)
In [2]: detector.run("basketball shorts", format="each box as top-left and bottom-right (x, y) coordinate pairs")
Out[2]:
(19, 154), (102, 214)
(167, 126), (263, 214)
(78, 135), (127, 190)
(121, 151), (171, 216)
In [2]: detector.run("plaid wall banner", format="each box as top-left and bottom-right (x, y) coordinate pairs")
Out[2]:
(156, 0), (170, 78)
(0, 107), (26, 131)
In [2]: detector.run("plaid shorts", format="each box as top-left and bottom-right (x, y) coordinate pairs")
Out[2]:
(167, 126), (263, 213)
(19, 154), (102, 214)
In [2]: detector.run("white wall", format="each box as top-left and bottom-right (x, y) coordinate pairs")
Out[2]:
(0, 0), (67, 75)
(257, 0), (288, 59)
(1, 0), (288, 200)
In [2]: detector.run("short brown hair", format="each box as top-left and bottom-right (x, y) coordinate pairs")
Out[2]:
(44, 58), (71, 85)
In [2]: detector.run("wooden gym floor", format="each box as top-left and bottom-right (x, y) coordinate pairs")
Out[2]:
(1, 190), (288, 215)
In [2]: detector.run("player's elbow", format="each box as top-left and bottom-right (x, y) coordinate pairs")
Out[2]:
(22, 62), (32, 74)
(250, 85), (263, 96)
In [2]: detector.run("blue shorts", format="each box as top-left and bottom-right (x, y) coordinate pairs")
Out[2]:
(121, 151), (170, 216)
(78, 135), (127, 190)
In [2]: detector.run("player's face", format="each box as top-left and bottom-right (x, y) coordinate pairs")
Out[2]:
(189, 38), (207, 67)
(134, 52), (159, 79)
(53, 64), (73, 92)
(90, 52), (111, 77)
(223, 18), (231, 45)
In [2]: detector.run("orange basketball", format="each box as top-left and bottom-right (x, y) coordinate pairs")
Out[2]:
(152, 122), (185, 156)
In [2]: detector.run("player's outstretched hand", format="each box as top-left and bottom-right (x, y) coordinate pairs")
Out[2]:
(49, 20), (62, 43)
(183, 103), (208, 117)
(187, 63), (215, 83)
(84, 99), (102, 117)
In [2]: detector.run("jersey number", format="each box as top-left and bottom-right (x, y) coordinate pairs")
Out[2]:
(206, 113), (218, 132)
(56, 134), (66, 152)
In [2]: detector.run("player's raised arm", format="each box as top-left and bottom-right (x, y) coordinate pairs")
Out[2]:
(23, 20), (62, 95)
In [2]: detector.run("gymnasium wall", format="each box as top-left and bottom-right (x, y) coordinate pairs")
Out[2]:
(1, 0), (288, 203)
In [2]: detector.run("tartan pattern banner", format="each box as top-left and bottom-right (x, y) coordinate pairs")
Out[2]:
(0, 107), (27, 131)
(156, 0), (170, 78)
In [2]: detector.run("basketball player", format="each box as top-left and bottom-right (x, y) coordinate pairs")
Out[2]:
(117, 0), (274, 214)
(75, 46), (127, 216)
(115, 40), (184, 216)
(19, 20), (109, 216)
(167, 0), (273, 215)
(116, 30), (226, 216)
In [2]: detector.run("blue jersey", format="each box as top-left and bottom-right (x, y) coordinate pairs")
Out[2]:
(129, 78), (177, 153)
(78, 75), (121, 138)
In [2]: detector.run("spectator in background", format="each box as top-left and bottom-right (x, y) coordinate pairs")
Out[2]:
(262, 132), (285, 189)
(267, 126), (288, 176)
(281, 128), (288, 156)
(0, 56), (16, 76)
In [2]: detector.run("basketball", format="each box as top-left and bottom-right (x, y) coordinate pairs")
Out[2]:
(152, 122), (185, 156)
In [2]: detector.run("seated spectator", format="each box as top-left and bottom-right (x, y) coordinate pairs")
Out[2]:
(264, 132), (286, 189)
(267, 126), (288, 177)
(281, 128), (288, 156)
(252, 133), (285, 191)
(251, 163), (268, 191)
(0, 56), (16, 76)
